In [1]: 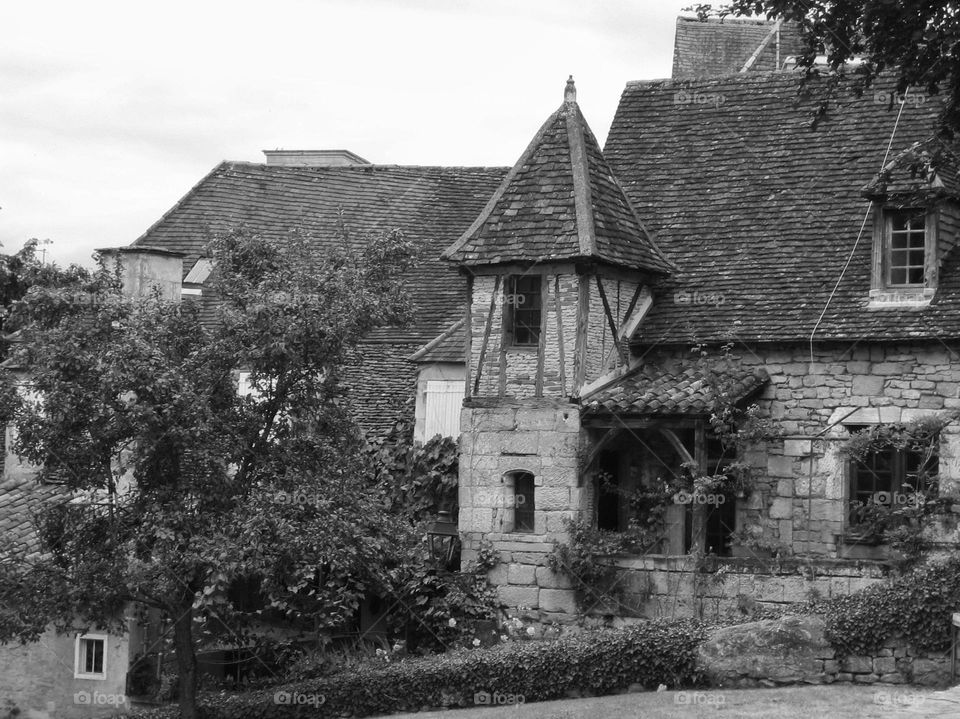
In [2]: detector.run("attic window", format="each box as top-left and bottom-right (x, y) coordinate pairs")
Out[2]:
(869, 207), (936, 307)
(504, 275), (542, 347)
(886, 210), (926, 286)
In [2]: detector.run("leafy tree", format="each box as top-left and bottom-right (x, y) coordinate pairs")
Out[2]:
(0, 238), (88, 357)
(691, 0), (960, 134)
(0, 228), (417, 718)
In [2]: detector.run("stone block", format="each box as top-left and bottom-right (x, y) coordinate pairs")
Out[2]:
(497, 585), (539, 609)
(507, 563), (536, 585)
(778, 520), (793, 545)
(783, 439), (813, 457)
(769, 497), (793, 519)
(853, 674), (879, 683)
(841, 656), (873, 673)
(535, 566), (573, 589)
(776, 478), (794, 496)
(697, 615), (831, 685)
(874, 657), (897, 674)
(768, 456), (794, 477)
(536, 486), (570, 511)
(878, 673), (905, 684)
(512, 551), (550, 566)
(486, 564), (509, 586)
(539, 588), (578, 614)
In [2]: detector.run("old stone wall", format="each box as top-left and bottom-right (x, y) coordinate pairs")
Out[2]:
(642, 341), (960, 556)
(459, 401), (586, 620)
(0, 625), (131, 718)
(698, 614), (953, 688)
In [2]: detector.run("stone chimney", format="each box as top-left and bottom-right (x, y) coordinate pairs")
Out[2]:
(262, 149), (371, 167)
(96, 247), (184, 300)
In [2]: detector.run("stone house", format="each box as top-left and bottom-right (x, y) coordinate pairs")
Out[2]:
(129, 152), (506, 439)
(449, 71), (960, 623)
(0, 452), (142, 719)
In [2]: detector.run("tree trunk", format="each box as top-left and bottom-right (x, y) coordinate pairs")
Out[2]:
(172, 601), (199, 719)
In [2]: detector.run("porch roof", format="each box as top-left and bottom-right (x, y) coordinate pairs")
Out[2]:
(582, 365), (769, 416)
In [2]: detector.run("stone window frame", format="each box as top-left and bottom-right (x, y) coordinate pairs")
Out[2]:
(503, 470), (536, 533)
(74, 633), (108, 680)
(869, 204), (938, 307)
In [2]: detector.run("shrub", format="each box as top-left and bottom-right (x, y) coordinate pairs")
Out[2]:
(823, 554), (960, 655)
(121, 620), (707, 718)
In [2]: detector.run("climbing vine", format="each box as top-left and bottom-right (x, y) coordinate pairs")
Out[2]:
(840, 414), (956, 561)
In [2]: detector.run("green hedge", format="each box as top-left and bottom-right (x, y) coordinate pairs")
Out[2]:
(123, 619), (707, 718)
(823, 554), (960, 656)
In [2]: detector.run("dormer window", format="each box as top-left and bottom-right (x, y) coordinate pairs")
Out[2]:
(869, 206), (937, 307)
(504, 275), (542, 347)
(885, 210), (926, 286)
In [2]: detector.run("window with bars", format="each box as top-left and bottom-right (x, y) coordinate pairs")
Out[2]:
(885, 210), (927, 287)
(75, 634), (107, 679)
(504, 275), (542, 347)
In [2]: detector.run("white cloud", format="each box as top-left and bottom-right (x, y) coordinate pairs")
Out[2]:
(0, 0), (691, 267)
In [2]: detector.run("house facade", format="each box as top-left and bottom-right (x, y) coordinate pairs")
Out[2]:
(0, 441), (140, 718)
(450, 71), (960, 623)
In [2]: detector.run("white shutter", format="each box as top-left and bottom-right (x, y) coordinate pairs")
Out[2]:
(423, 380), (464, 440)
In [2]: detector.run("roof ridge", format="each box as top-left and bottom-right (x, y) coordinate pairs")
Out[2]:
(567, 103), (598, 257)
(224, 161), (510, 172)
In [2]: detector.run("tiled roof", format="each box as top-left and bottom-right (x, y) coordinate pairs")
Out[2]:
(672, 15), (804, 79)
(0, 475), (66, 561)
(583, 365), (770, 416)
(407, 319), (465, 364)
(604, 72), (960, 344)
(861, 138), (960, 201)
(133, 163), (506, 344)
(442, 79), (674, 275)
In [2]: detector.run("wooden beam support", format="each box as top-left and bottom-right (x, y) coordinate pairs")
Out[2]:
(596, 276), (626, 366)
(658, 427), (696, 466)
(573, 274), (589, 393)
(464, 274), (473, 399)
(535, 274), (549, 397)
(554, 275), (567, 396)
(473, 275), (500, 396)
(579, 428), (623, 486)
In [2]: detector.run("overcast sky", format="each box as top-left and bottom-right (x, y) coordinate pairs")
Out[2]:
(2, 0), (695, 267)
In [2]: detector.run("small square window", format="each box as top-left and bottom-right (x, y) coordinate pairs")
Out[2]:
(504, 276), (542, 347)
(75, 634), (107, 680)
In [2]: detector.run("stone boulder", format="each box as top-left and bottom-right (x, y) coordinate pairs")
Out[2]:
(697, 614), (831, 686)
